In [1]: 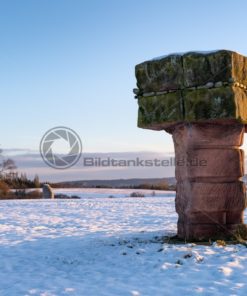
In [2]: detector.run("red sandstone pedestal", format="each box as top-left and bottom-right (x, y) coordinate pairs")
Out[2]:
(171, 122), (246, 240)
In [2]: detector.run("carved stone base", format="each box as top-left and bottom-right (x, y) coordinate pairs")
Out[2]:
(172, 122), (247, 241)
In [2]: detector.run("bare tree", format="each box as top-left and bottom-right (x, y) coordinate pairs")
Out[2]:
(0, 148), (16, 178)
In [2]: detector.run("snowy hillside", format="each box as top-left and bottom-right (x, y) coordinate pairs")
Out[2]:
(0, 194), (247, 295)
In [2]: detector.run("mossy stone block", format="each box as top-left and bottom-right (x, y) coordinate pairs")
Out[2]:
(232, 52), (247, 86)
(184, 86), (247, 123)
(135, 50), (247, 92)
(138, 92), (183, 129)
(183, 50), (232, 87)
(135, 55), (183, 93)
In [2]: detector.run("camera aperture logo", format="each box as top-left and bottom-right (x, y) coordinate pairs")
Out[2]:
(40, 127), (82, 169)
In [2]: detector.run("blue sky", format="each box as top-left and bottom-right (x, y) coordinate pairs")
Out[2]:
(1, 0), (247, 180)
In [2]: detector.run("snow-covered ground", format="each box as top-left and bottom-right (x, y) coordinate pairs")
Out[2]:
(53, 188), (175, 198)
(0, 191), (247, 296)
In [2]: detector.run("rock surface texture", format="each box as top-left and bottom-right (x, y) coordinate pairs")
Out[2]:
(134, 50), (247, 241)
(42, 184), (54, 199)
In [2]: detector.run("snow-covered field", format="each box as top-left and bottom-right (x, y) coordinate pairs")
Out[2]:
(0, 191), (247, 296)
(53, 188), (175, 198)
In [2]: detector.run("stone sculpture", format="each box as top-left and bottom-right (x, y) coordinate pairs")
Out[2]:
(42, 183), (54, 199)
(134, 50), (247, 240)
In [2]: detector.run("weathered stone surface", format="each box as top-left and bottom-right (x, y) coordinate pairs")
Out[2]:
(42, 184), (54, 199)
(137, 86), (247, 130)
(135, 50), (247, 93)
(232, 51), (247, 86)
(226, 211), (244, 224)
(172, 122), (247, 240)
(172, 122), (244, 148)
(177, 222), (247, 241)
(182, 50), (232, 87)
(179, 212), (228, 225)
(135, 55), (183, 93)
(176, 181), (246, 213)
(172, 123), (245, 185)
(175, 148), (244, 181)
(184, 86), (247, 122)
(136, 50), (247, 130)
(137, 91), (183, 129)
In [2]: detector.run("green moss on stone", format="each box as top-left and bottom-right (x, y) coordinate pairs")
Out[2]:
(183, 53), (211, 87)
(135, 50), (247, 92)
(137, 86), (247, 130)
(135, 55), (183, 92)
(184, 87), (236, 121)
(137, 91), (183, 128)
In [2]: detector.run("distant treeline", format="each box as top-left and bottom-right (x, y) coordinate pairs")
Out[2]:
(0, 172), (42, 199)
(2, 172), (41, 189)
(51, 180), (176, 191)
